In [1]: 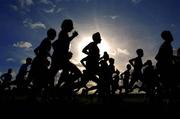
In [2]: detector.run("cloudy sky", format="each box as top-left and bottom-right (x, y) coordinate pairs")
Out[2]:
(0, 0), (180, 77)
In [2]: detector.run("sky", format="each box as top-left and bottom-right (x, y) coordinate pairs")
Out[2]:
(0, 0), (180, 78)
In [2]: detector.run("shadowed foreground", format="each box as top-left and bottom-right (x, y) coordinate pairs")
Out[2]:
(0, 92), (180, 118)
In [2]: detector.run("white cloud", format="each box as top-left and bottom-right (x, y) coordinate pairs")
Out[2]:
(43, 7), (63, 14)
(40, 0), (56, 7)
(131, 0), (143, 4)
(110, 16), (119, 20)
(12, 0), (34, 13)
(56, 8), (63, 13)
(6, 58), (15, 62)
(43, 8), (55, 13)
(18, 0), (34, 8)
(40, 0), (54, 4)
(104, 15), (119, 20)
(117, 48), (130, 55)
(40, 0), (58, 14)
(170, 24), (176, 28)
(30, 22), (46, 29)
(110, 48), (130, 56)
(12, 71), (17, 80)
(23, 19), (46, 29)
(21, 59), (27, 64)
(10, 5), (18, 11)
(13, 41), (32, 50)
(26, 0), (34, 5)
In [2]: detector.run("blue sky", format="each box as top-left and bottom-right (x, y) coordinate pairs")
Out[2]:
(0, 0), (180, 77)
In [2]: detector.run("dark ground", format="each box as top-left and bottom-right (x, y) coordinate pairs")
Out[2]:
(0, 92), (180, 118)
